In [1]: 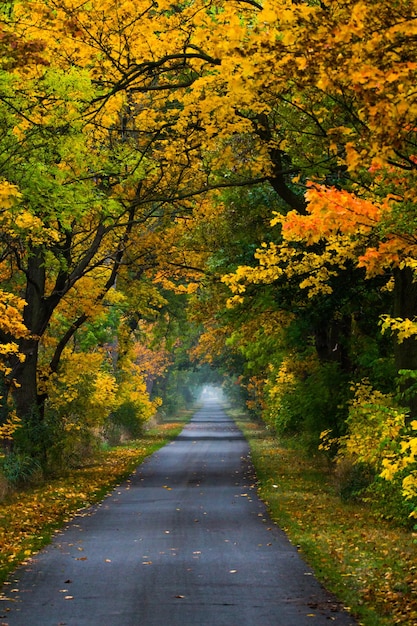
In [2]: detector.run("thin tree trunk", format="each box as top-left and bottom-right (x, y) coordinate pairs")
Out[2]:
(11, 248), (48, 421)
(393, 267), (417, 419)
(314, 314), (352, 372)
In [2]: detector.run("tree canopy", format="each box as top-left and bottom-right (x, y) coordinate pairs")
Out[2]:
(0, 0), (417, 519)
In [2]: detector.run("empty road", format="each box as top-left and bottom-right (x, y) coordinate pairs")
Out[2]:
(0, 399), (356, 625)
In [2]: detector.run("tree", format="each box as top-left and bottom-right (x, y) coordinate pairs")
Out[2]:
(0, 0), (228, 424)
(2, 0), (417, 430)
(199, 0), (417, 416)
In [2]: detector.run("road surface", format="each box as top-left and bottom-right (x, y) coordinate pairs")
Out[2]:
(0, 399), (356, 625)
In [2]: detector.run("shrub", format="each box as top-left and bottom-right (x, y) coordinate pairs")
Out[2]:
(334, 458), (375, 503)
(265, 354), (348, 446)
(321, 380), (417, 523)
(105, 400), (145, 443)
(0, 452), (42, 486)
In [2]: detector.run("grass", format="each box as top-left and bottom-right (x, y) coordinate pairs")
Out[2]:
(232, 409), (417, 626)
(0, 410), (191, 587)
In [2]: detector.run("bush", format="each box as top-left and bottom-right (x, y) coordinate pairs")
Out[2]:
(104, 400), (145, 444)
(0, 452), (42, 487)
(265, 355), (348, 446)
(334, 458), (375, 503)
(321, 380), (417, 524)
(8, 407), (98, 475)
(364, 474), (415, 527)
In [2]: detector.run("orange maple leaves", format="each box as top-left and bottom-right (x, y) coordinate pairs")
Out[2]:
(279, 181), (417, 281)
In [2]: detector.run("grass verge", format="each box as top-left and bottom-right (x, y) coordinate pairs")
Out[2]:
(232, 409), (417, 626)
(0, 411), (191, 587)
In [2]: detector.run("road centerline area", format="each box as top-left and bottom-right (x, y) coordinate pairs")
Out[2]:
(1, 400), (356, 626)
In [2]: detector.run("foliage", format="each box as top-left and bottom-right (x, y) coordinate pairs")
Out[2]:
(380, 419), (417, 518)
(266, 355), (348, 444)
(0, 289), (28, 371)
(40, 351), (116, 468)
(320, 380), (417, 520)
(106, 401), (145, 443)
(0, 0), (416, 534)
(113, 320), (164, 427)
(0, 412), (21, 443)
(320, 382), (406, 469)
(48, 352), (118, 427)
(0, 452), (42, 487)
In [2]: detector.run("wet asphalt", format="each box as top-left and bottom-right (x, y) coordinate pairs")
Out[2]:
(0, 399), (356, 625)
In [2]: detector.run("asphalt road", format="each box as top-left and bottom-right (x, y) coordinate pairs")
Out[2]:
(1, 399), (356, 626)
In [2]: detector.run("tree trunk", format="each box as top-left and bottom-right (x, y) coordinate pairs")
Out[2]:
(11, 249), (48, 421)
(393, 267), (417, 419)
(314, 314), (352, 373)
(12, 337), (41, 419)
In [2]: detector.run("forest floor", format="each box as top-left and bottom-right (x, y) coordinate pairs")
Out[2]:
(234, 409), (417, 626)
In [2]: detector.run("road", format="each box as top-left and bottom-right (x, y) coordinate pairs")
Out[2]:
(0, 399), (356, 625)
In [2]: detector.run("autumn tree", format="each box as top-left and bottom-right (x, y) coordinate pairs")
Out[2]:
(3, 0), (417, 462)
(0, 0), (238, 428)
(189, 0), (417, 415)
(0, 0), (291, 431)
